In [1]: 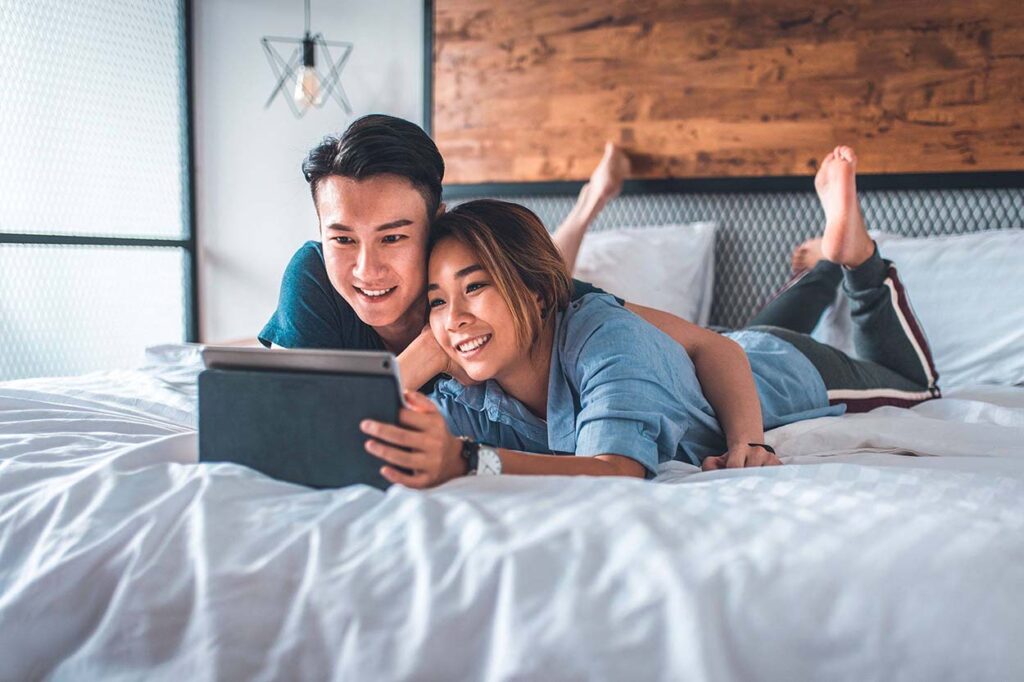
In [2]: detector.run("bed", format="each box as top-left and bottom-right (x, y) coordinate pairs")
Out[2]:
(2, 342), (1023, 680)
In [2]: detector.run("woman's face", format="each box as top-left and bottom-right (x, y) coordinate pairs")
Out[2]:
(427, 237), (526, 382)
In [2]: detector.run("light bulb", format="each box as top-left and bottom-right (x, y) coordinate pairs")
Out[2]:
(293, 35), (320, 108)
(293, 66), (320, 107)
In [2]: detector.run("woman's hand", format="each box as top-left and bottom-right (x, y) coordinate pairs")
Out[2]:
(701, 443), (782, 470)
(360, 391), (466, 488)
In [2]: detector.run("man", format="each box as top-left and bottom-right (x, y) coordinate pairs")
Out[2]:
(260, 114), (779, 469)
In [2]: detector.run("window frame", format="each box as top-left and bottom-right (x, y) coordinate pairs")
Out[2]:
(0, 0), (199, 343)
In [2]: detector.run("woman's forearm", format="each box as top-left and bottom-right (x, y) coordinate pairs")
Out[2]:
(495, 449), (646, 478)
(693, 336), (766, 447)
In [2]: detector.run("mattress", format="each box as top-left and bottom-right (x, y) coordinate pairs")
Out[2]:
(1, 345), (1022, 681)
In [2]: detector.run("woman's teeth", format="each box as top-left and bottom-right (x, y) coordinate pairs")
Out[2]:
(456, 334), (491, 353)
(357, 286), (396, 297)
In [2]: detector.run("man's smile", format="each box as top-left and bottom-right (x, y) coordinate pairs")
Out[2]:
(354, 285), (398, 300)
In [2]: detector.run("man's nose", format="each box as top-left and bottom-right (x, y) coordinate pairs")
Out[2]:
(354, 245), (386, 281)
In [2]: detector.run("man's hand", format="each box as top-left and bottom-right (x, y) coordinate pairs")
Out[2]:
(442, 352), (479, 386)
(360, 391), (466, 488)
(702, 443), (782, 470)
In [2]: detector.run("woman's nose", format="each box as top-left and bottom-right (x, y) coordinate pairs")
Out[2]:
(446, 299), (472, 330)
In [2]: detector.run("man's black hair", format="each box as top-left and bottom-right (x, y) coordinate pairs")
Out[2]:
(302, 114), (445, 219)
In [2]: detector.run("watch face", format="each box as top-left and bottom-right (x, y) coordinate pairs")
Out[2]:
(477, 446), (502, 475)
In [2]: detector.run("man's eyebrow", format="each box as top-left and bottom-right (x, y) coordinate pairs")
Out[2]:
(427, 264), (483, 292)
(324, 219), (414, 232)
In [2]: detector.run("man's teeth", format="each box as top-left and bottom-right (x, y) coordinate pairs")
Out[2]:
(358, 287), (395, 297)
(457, 335), (491, 353)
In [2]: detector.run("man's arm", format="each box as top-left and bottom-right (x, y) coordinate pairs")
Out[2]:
(396, 327), (447, 392)
(624, 303), (777, 468)
(396, 327), (477, 392)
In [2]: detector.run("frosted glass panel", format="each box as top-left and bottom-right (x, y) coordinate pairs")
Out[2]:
(0, 0), (186, 238)
(0, 244), (188, 380)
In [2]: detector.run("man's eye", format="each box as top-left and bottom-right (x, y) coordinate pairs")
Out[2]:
(428, 298), (445, 309)
(382, 234), (407, 244)
(332, 236), (354, 245)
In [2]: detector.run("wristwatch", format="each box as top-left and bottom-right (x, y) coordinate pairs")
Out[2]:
(458, 437), (502, 476)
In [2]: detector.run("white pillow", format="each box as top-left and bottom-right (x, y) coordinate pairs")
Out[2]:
(811, 229), (1024, 388)
(573, 222), (716, 325)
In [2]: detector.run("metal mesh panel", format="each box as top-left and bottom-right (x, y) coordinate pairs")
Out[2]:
(450, 187), (1024, 328)
(0, 244), (188, 380)
(0, 0), (186, 238)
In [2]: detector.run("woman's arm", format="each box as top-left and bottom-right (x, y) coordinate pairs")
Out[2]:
(623, 303), (780, 469)
(360, 392), (645, 488)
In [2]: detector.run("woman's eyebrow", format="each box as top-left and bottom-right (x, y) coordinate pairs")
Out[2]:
(455, 264), (483, 278)
(427, 264), (483, 292)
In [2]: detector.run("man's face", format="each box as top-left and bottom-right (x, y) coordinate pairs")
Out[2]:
(315, 174), (431, 330)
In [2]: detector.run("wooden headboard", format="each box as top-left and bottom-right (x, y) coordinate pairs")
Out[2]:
(431, 0), (1024, 185)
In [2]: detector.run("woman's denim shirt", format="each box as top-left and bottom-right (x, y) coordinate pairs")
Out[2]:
(432, 293), (843, 477)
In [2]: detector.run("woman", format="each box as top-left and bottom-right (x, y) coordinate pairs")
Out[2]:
(359, 147), (940, 487)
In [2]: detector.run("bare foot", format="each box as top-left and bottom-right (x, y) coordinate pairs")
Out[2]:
(588, 141), (631, 203)
(814, 146), (874, 268)
(790, 237), (825, 272)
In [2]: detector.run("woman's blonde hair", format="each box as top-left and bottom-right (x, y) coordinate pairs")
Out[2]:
(430, 200), (572, 349)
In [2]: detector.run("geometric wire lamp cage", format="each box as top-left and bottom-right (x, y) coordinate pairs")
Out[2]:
(261, 0), (353, 118)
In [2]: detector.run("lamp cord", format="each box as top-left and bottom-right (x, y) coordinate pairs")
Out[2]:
(304, 0), (311, 35)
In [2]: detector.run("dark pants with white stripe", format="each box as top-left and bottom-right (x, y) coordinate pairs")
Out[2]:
(746, 245), (941, 411)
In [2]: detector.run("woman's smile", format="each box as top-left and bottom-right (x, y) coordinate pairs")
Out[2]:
(453, 333), (493, 357)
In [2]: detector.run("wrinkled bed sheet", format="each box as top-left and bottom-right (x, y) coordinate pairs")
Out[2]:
(1, 345), (1023, 681)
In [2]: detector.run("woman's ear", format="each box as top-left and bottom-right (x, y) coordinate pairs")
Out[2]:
(435, 202), (447, 218)
(535, 292), (549, 320)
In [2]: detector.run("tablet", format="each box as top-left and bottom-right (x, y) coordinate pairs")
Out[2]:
(201, 345), (404, 385)
(198, 346), (406, 490)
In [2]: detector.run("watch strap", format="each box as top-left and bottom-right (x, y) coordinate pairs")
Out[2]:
(458, 437), (480, 474)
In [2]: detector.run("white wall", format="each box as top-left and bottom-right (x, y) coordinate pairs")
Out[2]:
(193, 0), (424, 342)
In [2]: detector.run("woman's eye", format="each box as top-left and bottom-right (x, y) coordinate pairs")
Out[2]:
(466, 281), (488, 293)
(428, 298), (445, 309)
(382, 234), (406, 244)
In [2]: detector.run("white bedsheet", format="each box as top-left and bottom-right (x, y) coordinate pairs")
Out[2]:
(1, 345), (1023, 681)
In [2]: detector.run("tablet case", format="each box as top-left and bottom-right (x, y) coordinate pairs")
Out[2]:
(198, 368), (401, 490)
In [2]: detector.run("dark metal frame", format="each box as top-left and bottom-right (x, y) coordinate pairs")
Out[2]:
(0, 0), (200, 343)
(423, 0), (1023, 199)
(184, 0), (200, 342)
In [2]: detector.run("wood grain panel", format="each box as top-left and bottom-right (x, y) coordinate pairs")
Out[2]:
(433, 0), (1024, 183)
